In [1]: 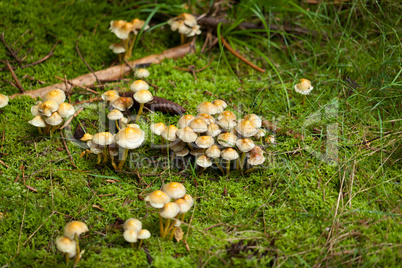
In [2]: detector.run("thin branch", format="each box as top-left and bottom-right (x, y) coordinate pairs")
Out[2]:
(54, 75), (98, 95)
(60, 132), (77, 168)
(76, 40), (101, 85)
(59, 107), (84, 130)
(4, 60), (24, 93)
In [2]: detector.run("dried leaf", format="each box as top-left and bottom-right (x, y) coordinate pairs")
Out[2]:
(92, 204), (104, 211)
(174, 227), (184, 242)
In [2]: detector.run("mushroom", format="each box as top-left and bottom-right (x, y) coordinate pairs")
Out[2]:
(189, 118), (208, 133)
(196, 155), (213, 171)
(205, 145), (224, 173)
(176, 127), (197, 149)
(162, 182), (186, 199)
(137, 229), (151, 247)
(195, 136), (214, 149)
(123, 229), (138, 248)
(114, 126), (145, 170)
(110, 20), (128, 39)
(236, 138), (255, 169)
(57, 103), (75, 119)
(109, 43), (126, 62)
(102, 90), (120, 103)
(218, 117), (236, 131)
(167, 13), (200, 44)
(206, 123), (221, 137)
(130, 80), (149, 92)
(63, 221), (89, 264)
(235, 119), (259, 137)
(161, 125), (178, 142)
(295, 78), (313, 95)
(144, 190), (171, 235)
(245, 153), (265, 173)
(159, 202), (180, 237)
(243, 114), (262, 128)
(217, 132), (237, 147)
(30, 101), (42, 116)
(196, 113), (215, 125)
(217, 110), (237, 121)
(123, 218), (142, 232)
(213, 99), (227, 112)
(107, 109), (124, 130)
(134, 68), (150, 79)
(28, 116), (46, 134)
(197, 101), (219, 115)
(38, 100), (59, 117)
(0, 94), (9, 108)
(133, 89), (153, 121)
(43, 89), (66, 105)
(92, 132), (115, 164)
(111, 97), (134, 112)
(56, 236), (77, 263)
(45, 112), (63, 136)
(177, 115), (195, 129)
(221, 148), (239, 176)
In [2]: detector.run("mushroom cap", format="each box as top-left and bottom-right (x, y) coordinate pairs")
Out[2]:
(235, 119), (259, 137)
(130, 80), (149, 92)
(38, 100), (59, 117)
(218, 111), (237, 121)
(175, 198), (192, 214)
(80, 133), (93, 141)
(176, 127), (197, 143)
(43, 89), (66, 105)
(109, 43), (126, 54)
(137, 229), (151, 240)
(108, 143), (119, 156)
(248, 153), (265, 166)
(247, 146), (264, 157)
(295, 79), (313, 95)
(218, 117), (236, 131)
(115, 127), (145, 149)
(177, 115), (195, 129)
(56, 237), (76, 254)
(45, 112), (63, 126)
(64, 221), (89, 240)
(110, 20), (128, 39)
(221, 148), (239, 161)
(114, 22), (135, 40)
(236, 138), (255, 152)
(159, 202), (180, 219)
(205, 145), (221, 159)
(28, 116), (46, 128)
(135, 68), (150, 78)
(123, 230), (138, 243)
(127, 123), (140, 128)
(92, 132), (114, 146)
(102, 90), (120, 103)
(189, 118), (208, 133)
(213, 99), (227, 112)
(254, 129), (266, 139)
(243, 114), (262, 128)
(217, 132), (238, 147)
(162, 182), (186, 199)
(175, 148), (190, 157)
(195, 136), (214, 148)
(57, 103), (75, 118)
(190, 148), (204, 156)
(134, 89), (153, 104)
(196, 113), (215, 125)
(150, 122), (166, 136)
(111, 97), (134, 111)
(183, 194), (194, 207)
(196, 155), (213, 168)
(131, 18), (150, 34)
(266, 135), (276, 144)
(88, 141), (104, 154)
(120, 117), (128, 124)
(186, 25), (201, 37)
(107, 109), (124, 120)
(197, 101), (219, 115)
(170, 140), (185, 152)
(31, 101), (42, 116)
(206, 123), (221, 137)
(144, 190), (171, 208)
(160, 125), (178, 141)
(168, 13), (197, 34)
(123, 218), (142, 232)
(0, 94), (9, 108)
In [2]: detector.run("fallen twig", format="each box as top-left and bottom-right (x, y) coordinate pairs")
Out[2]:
(76, 39), (101, 85)
(54, 75), (98, 95)
(60, 132), (78, 168)
(59, 107), (84, 130)
(4, 60), (25, 93)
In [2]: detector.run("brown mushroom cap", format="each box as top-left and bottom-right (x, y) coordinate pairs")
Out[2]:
(137, 229), (151, 240)
(102, 90), (120, 103)
(176, 148), (190, 157)
(56, 237), (76, 254)
(175, 198), (192, 214)
(248, 153), (265, 166)
(123, 230), (138, 243)
(111, 97), (134, 111)
(109, 43), (126, 54)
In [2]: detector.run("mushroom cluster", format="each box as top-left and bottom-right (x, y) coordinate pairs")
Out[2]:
(109, 18), (149, 60)
(0, 94), (9, 108)
(56, 221), (89, 264)
(144, 182), (194, 240)
(151, 100), (266, 175)
(167, 13), (201, 44)
(28, 89), (75, 136)
(123, 218), (151, 248)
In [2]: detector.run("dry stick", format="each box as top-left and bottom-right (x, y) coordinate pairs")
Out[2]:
(4, 60), (25, 93)
(220, 36), (266, 73)
(10, 41), (196, 100)
(76, 40), (101, 85)
(0, 159), (9, 168)
(0, 32), (22, 66)
(54, 75), (98, 95)
(59, 107), (84, 130)
(60, 132), (78, 169)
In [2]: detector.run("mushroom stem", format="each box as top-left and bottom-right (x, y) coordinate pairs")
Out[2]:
(102, 146), (108, 163)
(197, 167), (206, 175)
(214, 158), (225, 174)
(127, 35), (137, 58)
(131, 242), (135, 249)
(169, 228), (175, 240)
(181, 213), (186, 222)
(187, 143), (193, 151)
(226, 160), (231, 176)
(180, 34), (185, 45)
(65, 253), (69, 264)
(115, 120), (120, 131)
(109, 148), (117, 170)
(118, 54), (122, 63)
(236, 157), (242, 170)
(37, 127), (43, 134)
(136, 103), (144, 122)
(159, 214), (164, 237)
(97, 154), (101, 165)
(240, 152), (246, 169)
(117, 148), (129, 170)
(123, 39), (129, 59)
(138, 239), (143, 248)
(74, 233), (80, 264)
(44, 124), (51, 135)
(163, 219), (171, 237)
(302, 95), (306, 105)
(49, 124), (60, 137)
(244, 167), (255, 174)
(164, 220), (176, 238)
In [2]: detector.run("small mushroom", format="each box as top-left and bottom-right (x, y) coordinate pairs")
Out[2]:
(197, 101), (219, 115)
(0, 94), (9, 108)
(30, 101), (42, 116)
(235, 119), (259, 137)
(111, 97), (134, 112)
(133, 89), (153, 121)
(144, 190), (171, 236)
(45, 112), (63, 136)
(107, 109), (124, 130)
(206, 123), (221, 137)
(123, 229), (138, 248)
(56, 236), (77, 263)
(162, 182), (186, 199)
(63, 221), (89, 264)
(130, 80), (149, 92)
(295, 79), (313, 95)
(137, 229), (151, 247)
(92, 132), (115, 164)
(38, 100), (59, 117)
(159, 202), (180, 237)
(217, 132), (237, 147)
(123, 218), (142, 232)
(102, 90), (120, 103)
(114, 126), (145, 170)
(195, 136), (214, 149)
(177, 115), (195, 129)
(57, 103), (75, 119)
(28, 116), (46, 134)
(134, 68), (150, 79)
(189, 118), (208, 133)
(43, 89), (66, 105)
(109, 43), (126, 62)
(221, 148), (239, 176)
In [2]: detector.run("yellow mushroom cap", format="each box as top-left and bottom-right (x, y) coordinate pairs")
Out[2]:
(92, 132), (114, 146)
(206, 123), (221, 137)
(247, 146), (264, 157)
(176, 127), (197, 143)
(130, 80), (149, 92)
(189, 118), (208, 133)
(213, 99), (227, 112)
(102, 90), (120, 103)
(110, 20), (127, 37)
(64, 221), (89, 240)
(134, 89), (153, 104)
(175, 198), (192, 214)
(196, 113), (215, 125)
(221, 148), (239, 161)
(205, 145), (221, 159)
(195, 136), (214, 148)
(177, 115), (195, 129)
(162, 182), (186, 199)
(218, 117), (236, 131)
(115, 127), (145, 149)
(168, 13), (198, 35)
(218, 111), (237, 121)
(183, 194), (194, 207)
(295, 79), (313, 95)
(144, 190), (171, 208)
(131, 18), (150, 34)
(217, 132), (238, 147)
(80, 133), (93, 141)
(113, 22), (134, 40)
(134, 68), (150, 78)
(160, 125), (178, 141)
(28, 116), (46, 128)
(123, 230), (138, 243)
(55, 236), (76, 254)
(31, 101), (42, 116)
(0, 94), (9, 108)
(243, 114), (262, 128)
(235, 119), (259, 137)
(43, 89), (66, 105)
(196, 155), (213, 168)
(127, 123), (140, 128)
(159, 202), (180, 219)
(107, 109), (124, 120)
(150, 122), (166, 136)
(45, 112), (63, 126)
(111, 97), (134, 111)
(38, 100), (59, 117)
(236, 138), (255, 152)
(123, 218), (142, 232)
(248, 153), (265, 166)
(197, 101), (219, 115)
(57, 103), (75, 118)
(109, 43), (126, 54)
(137, 229), (151, 240)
